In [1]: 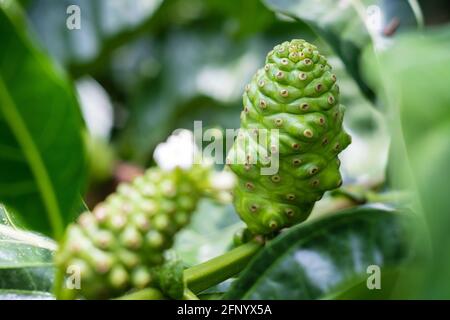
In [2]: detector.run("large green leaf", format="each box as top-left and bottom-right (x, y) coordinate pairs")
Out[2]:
(0, 205), (56, 295)
(0, 4), (86, 238)
(262, 0), (421, 100)
(366, 26), (450, 298)
(224, 207), (415, 299)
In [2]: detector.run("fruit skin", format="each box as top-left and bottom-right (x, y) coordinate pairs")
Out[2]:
(227, 39), (351, 235)
(54, 165), (209, 300)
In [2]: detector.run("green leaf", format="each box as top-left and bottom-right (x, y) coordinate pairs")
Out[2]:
(174, 200), (244, 266)
(0, 206), (56, 294)
(366, 26), (450, 298)
(0, 290), (54, 300)
(262, 0), (421, 100)
(224, 207), (415, 299)
(0, 5), (86, 238)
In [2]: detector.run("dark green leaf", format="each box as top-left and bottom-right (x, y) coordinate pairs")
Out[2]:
(262, 0), (421, 100)
(0, 5), (87, 238)
(224, 207), (415, 300)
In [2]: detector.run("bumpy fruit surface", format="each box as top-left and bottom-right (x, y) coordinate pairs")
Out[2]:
(227, 39), (351, 235)
(55, 166), (209, 299)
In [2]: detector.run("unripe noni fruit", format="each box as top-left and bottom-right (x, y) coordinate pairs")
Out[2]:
(55, 165), (209, 299)
(227, 39), (351, 235)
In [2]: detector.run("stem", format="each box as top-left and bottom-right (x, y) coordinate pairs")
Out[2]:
(182, 288), (199, 300)
(184, 240), (263, 294)
(116, 288), (166, 300)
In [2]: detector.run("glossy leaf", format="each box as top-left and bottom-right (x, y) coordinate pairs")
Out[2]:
(224, 207), (415, 299)
(262, 0), (421, 100)
(0, 206), (56, 294)
(0, 4), (86, 238)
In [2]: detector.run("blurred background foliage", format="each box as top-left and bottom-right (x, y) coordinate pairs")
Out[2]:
(1, 0), (449, 299)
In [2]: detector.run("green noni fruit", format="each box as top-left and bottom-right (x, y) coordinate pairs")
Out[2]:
(227, 39), (351, 235)
(55, 130), (235, 299)
(55, 166), (208, 299)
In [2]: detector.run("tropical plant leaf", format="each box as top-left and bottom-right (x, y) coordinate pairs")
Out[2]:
(366, 26), (450, 298)
(0, 4), (86, 238)
(0, 205), (56, 294)
(174, 200), (244, 266)
(224, 207), (415, 300)
(262, 0), (421, 100)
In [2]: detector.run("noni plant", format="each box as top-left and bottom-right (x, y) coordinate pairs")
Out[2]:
(227, 39), (351, 235)
(54, 131), (234, 299)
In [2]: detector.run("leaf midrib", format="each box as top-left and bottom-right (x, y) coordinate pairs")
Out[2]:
(0, 75), (63, 239)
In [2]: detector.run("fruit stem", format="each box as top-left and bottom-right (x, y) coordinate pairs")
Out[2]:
(182, 288), (200, 300)
(184, 240), (263, 294)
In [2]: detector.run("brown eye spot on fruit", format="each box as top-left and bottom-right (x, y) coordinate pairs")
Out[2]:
(271, 175), (281, 183)
(328, 95), (335, 105)
(259, 100), (267, 109)
(299, 73), (307, 80)
(274, 118), (283, 127)
(315, 84), (323, 92)
(286, 194), (296, 200)
(303, 129), (314, 138)
(300, 103), (310, 111)
(285, 208), (295, 217)
(280, 89), (289, 97)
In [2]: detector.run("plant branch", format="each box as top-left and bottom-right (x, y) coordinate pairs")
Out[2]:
(184, 240), (263, 294)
